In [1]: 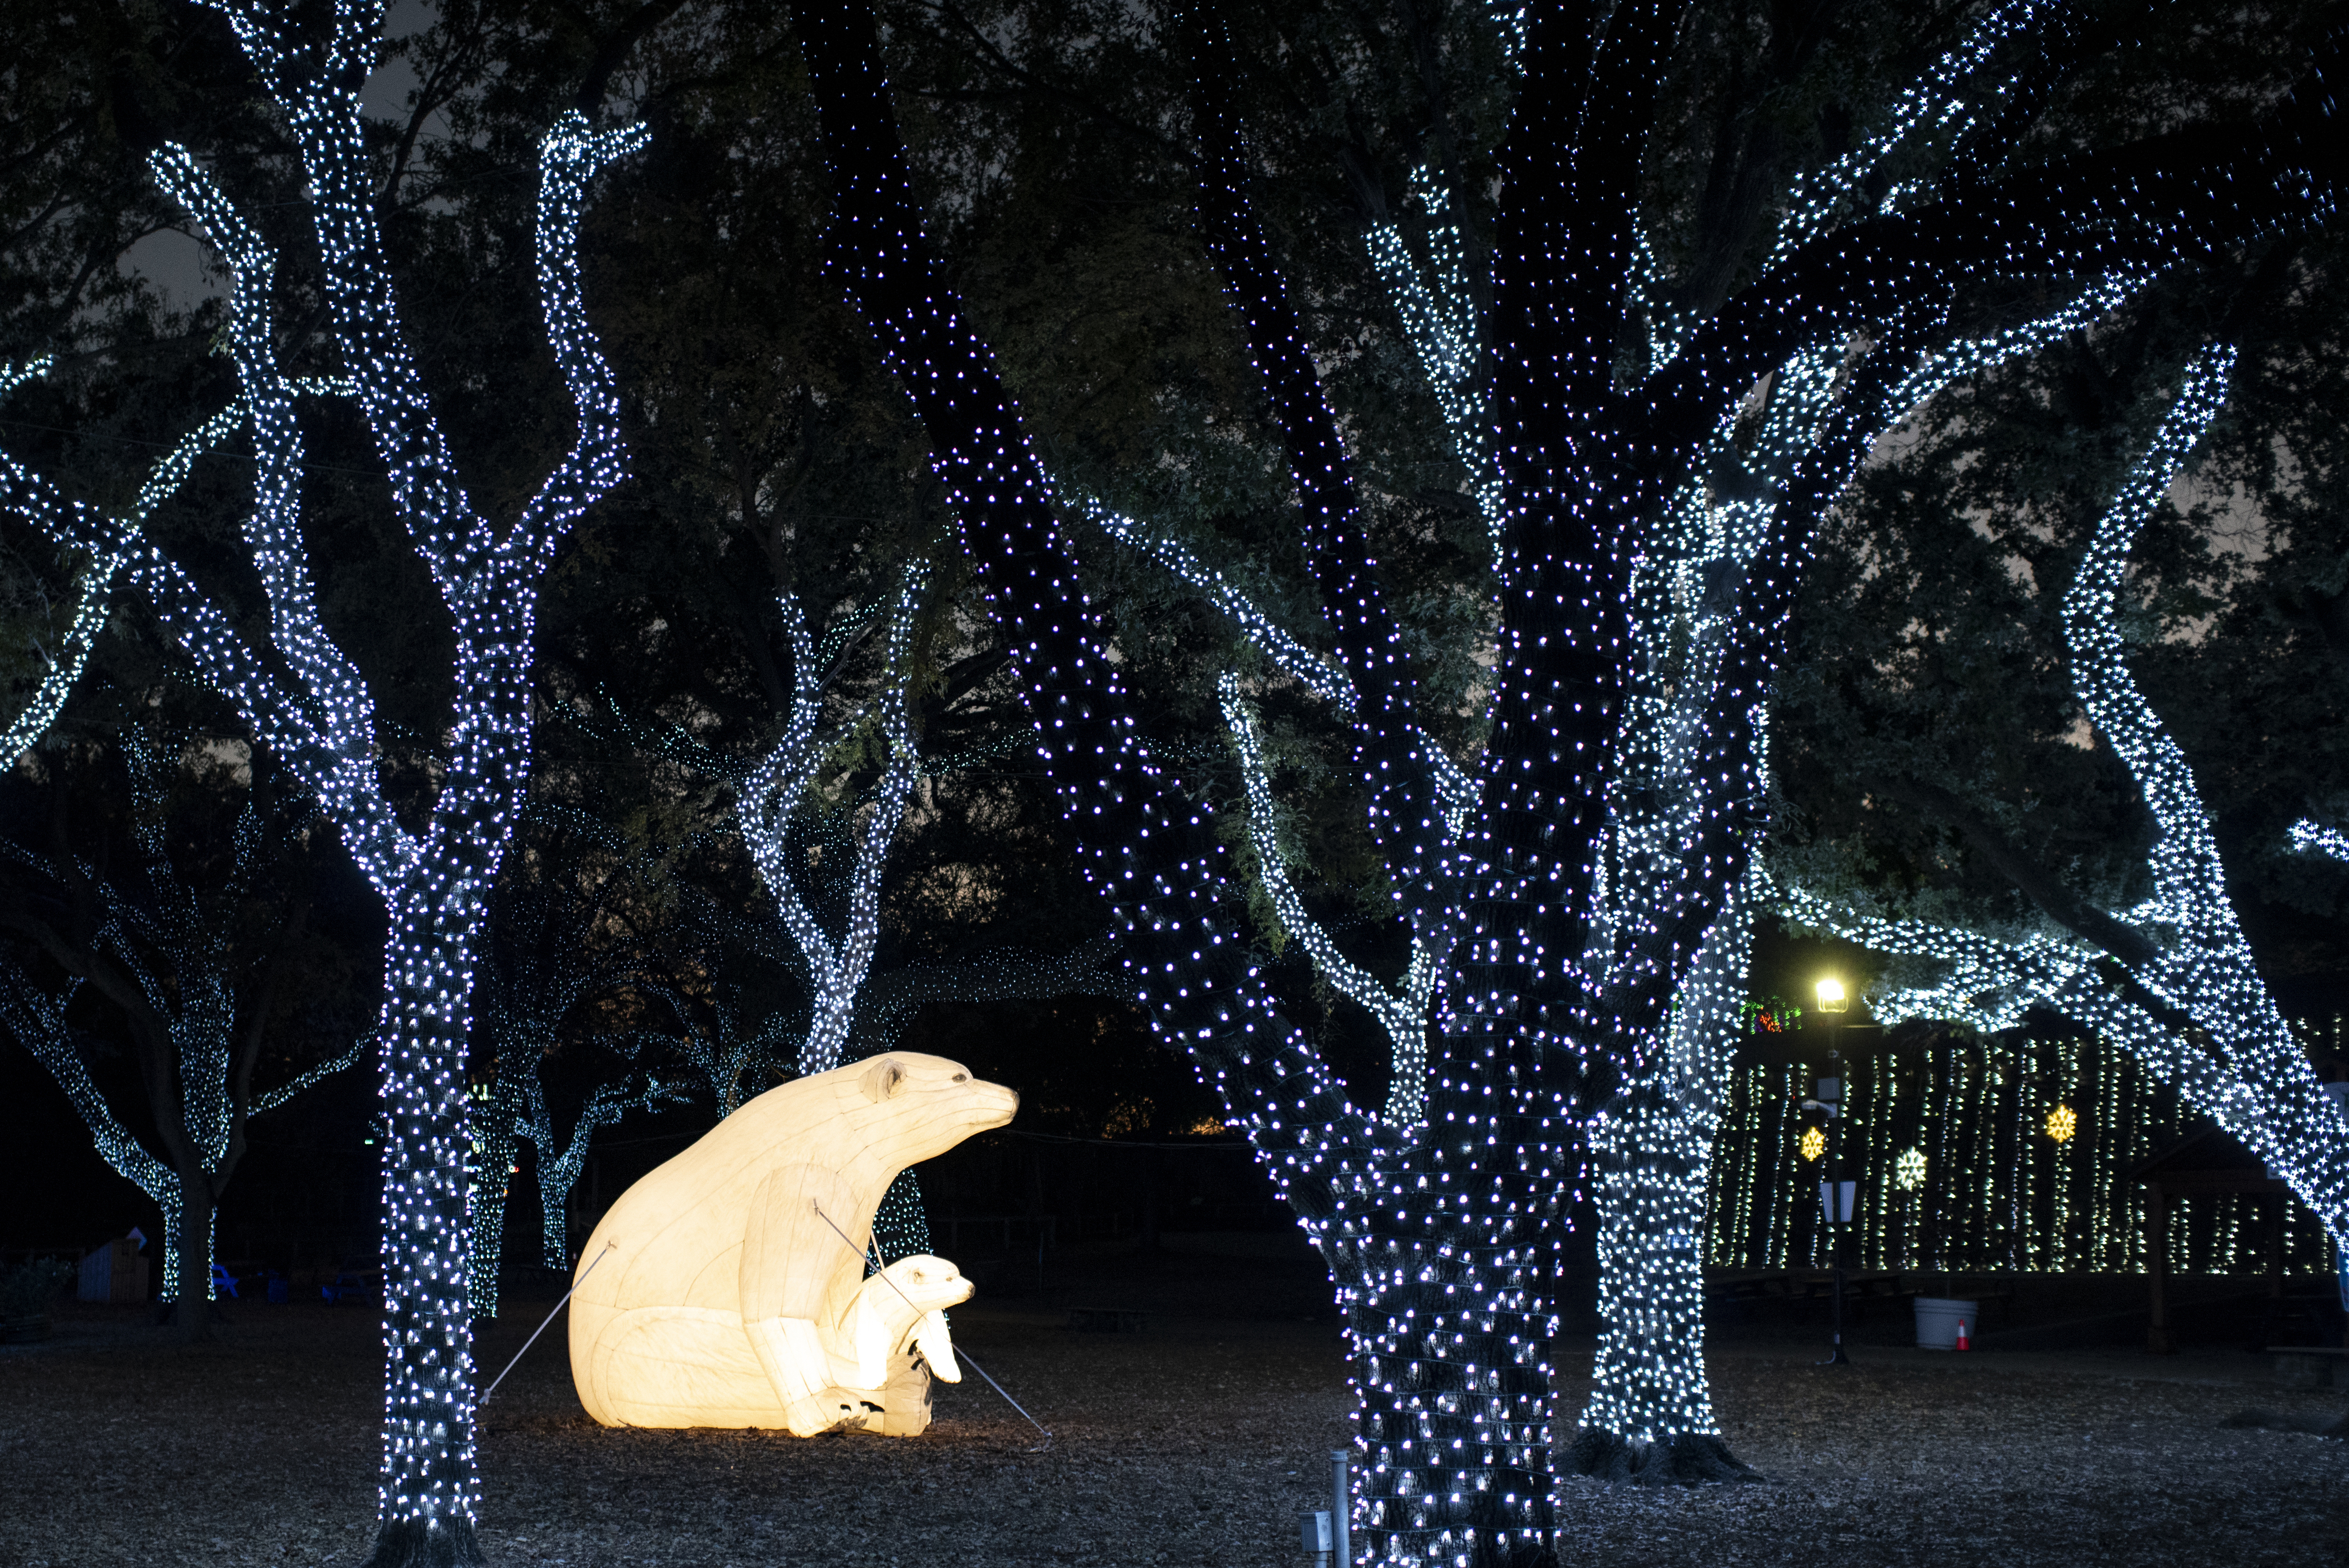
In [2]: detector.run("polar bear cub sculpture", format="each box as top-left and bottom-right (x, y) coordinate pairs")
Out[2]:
(567, 1052), (1016, 1435)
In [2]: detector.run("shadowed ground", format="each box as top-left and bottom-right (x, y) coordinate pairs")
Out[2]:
(2, 1247), (2344, 1566)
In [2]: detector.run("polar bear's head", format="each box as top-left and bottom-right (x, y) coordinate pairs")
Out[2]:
(877, 1254), (974, 1313)
(850, 1052), (1019, 1162)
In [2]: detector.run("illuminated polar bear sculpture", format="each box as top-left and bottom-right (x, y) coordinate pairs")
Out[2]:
(568, 1051), (1016, 1434)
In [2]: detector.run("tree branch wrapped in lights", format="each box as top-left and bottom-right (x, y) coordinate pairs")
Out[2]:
(592, 553), (1133, 1259)
(469, 814), (696, 1317)
(0, 730), (367, 1335)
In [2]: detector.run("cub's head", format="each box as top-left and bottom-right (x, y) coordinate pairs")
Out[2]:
(852, 1052), (1018, 1160)
(877, 1254), (975, 1313)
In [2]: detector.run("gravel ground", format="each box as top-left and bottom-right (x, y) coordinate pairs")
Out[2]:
(1564, 1339), (2349, 1567)
(2, 1279), (2344, 1567)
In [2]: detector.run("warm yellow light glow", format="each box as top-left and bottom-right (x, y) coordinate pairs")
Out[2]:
(2046, 1104), (2078, 1144)
(568, 1052), (1017, 1436)
(1798, 1126), (1827, 1163)
(1814, 977), (1848, 1014)
(1895, 1146), (1927, 1191)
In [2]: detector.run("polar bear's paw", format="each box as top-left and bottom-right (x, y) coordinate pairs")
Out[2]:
(910, 1308), (959, 1383)
(848, 1255), (971, 1376)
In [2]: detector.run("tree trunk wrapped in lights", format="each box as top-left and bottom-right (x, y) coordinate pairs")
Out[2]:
(0, 729), (366, 1341)
(1568, 871), (1754, 1483)
(1356, 0), (2318, 1484)
(516, 1066), (688, 1270)
(786, 0), (2344, 1555)
(0, 0), (647, 1554)
(1122, 0), (2201, 1491)
(1785, 344), (2349, 1249)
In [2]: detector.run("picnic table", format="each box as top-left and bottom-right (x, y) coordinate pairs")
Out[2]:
(321, 1269), (382, 1305)
(2271, 1345), (2349, 1389)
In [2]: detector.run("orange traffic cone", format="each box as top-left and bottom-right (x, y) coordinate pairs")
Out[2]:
(1954, 1319), (1970, 1351)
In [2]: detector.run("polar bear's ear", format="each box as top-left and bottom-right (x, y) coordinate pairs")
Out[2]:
(860, 1058), (907, 1102)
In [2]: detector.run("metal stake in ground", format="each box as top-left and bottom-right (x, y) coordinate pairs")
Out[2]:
(479, 1242), (614, 1408)
(1330, 1448), (1351, 1566)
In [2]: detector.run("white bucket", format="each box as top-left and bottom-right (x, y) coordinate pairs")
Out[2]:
(1914, 1296), (1977, 1350)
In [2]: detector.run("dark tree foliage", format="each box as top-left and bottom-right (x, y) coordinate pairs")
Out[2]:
(1773, 1), (2349, 988)
(0, 711), (379, 1341)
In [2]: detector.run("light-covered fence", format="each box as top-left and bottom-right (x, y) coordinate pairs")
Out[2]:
(1706, 1025), (2341, 1276)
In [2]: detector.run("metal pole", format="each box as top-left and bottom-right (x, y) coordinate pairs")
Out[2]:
(1822, 1032), (1851, 1367)
(480, 1242), (612, 1408)
(1824, 1114), (1851, 1366)
(1331, 1449), (1350, 1567)
(1829, 1254), (1848, 1364)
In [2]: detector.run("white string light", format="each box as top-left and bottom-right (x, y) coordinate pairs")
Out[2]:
(737, 561), (930, 1077)
(0, 355), (303, 765)
(467, 822), (690, 1315)
(1071, 493), (1357, 709)
(605, 559), (1136, 1257)
(2288, 818), (2349, 862)
(514, 1068), (689, 1269)
(0, 370), (293, 1307)
(1220, 672), (1449, 1128)
(599, 563), (937, 1085)
(1365, 168), (1507, 572)
(0, 961), (194, 1258)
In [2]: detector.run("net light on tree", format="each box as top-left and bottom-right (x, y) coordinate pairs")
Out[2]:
(568, 1052), (1016, 1436)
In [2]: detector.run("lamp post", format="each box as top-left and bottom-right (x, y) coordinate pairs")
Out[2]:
(1814, 977), (1852, 1367)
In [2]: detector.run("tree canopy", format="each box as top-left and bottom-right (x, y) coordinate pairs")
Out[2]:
(4, 2), (2348, 1565)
